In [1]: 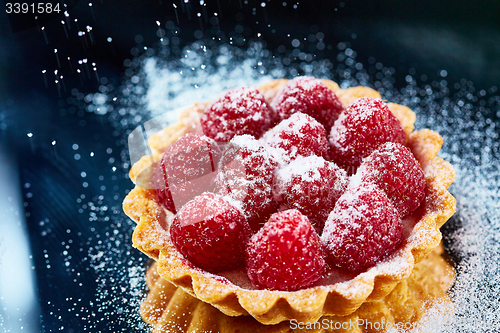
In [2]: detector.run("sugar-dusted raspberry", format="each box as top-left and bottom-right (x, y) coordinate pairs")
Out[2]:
(321, 183), (403, 272)
(157, 133), (221, 213)
(272, 76), (344, 131)
(155, 187), (176, 212)
(273, 155), (348, 234)
(245, 209), (325, 291)
(201, 87), (274, 142)
(154, 162), (176, 212)
(261, 112), (330, 161)
(216, 135), (278, 232)
(329, 98), (406, 174)
(354, 142), (426, 217)
(170, 193), (252, 273)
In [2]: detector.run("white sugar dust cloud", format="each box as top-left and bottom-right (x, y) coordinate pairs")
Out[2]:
(84, 32), (500, 332)
(143, 46), (272, 120)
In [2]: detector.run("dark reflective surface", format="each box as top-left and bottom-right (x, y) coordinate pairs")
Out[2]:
(1, 1), (499, 331)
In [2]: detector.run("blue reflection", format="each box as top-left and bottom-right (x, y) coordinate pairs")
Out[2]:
(0, 142), (40, 333)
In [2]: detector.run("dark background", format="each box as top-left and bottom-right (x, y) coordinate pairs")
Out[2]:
(0, 0), (499, 332)
(2, 1), (500, 152)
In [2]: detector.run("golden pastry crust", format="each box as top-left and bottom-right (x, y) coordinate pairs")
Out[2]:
(257, 79), (289, 104)
(140, 244), (454, 332)
(336, 86), (381, 107)
(387, 103), (416, 138)
(123, 79), (456, 325)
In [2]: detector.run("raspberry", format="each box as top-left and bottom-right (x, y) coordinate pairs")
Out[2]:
(155, 188), (175, 213)
(355, 142), (426, 217)
(157, 133), (221, 213)
(321, 183), (403, 272)
(153, 161), (176, 212)
(329, 98), (406, 174)
(272, 77), (344, 131)
(216, 135), (278, 232)
(273, 155), (348, 234)
(201, 87), (274, 142)
(245, 209), (325, 291)
(261, 112), (330, 161)
(170, 193), (252, 273)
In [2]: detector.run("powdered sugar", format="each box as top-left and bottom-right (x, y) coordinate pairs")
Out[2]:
(275, 155), (326, 185)
(246, 209), (326, 291)
(272, 76), (344, 130)
(273, 155), (348, 233)
(329, 98), (406, 173)
(84, 30), (500, 330)
(261, 112), (330, 161)
(355, 142), (426, 217)
(321, 183), (403, 272)
(201, 87), (273, 142)
(216, 135), (278, 232)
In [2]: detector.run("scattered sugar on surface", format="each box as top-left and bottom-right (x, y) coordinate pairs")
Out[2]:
(380, 76), (500, 331)
(74, 27), (500, 331)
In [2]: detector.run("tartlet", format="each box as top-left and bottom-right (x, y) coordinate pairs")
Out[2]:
(139, 243), (454, 333)
(123, 78), (456, 325)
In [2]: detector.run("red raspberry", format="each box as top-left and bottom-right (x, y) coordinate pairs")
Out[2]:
(170, 193), (252, 273)
(153, 162), (176, 212)
(329, 98), (406, 174)
(272, 77), (344, 131)
(321, 183), (403, 272)
(261, 112), (330, 161)
(245, 209), (325, 291)
(155, 188), (175, 213)
(156, 133), (221, 213)
(355, 142), (426, 217)
(273, 155), (348, 234)
(216, 135), (278, 232)
(201, 87), (274, 142)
